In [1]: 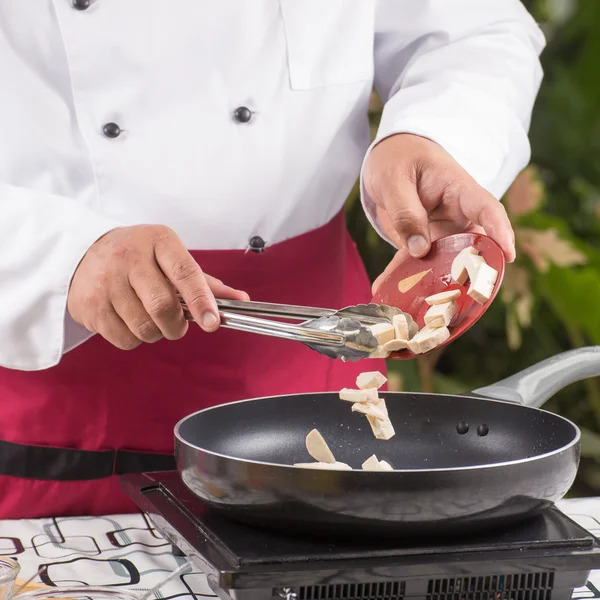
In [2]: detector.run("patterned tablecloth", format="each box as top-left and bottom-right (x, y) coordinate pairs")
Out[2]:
(1, 498), (600, 599)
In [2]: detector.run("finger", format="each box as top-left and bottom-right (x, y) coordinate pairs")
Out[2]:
(154, 236), (220, 332)
(94, 307), (143, 351)
(205, 274), (250, 302)
(456, 183), (516, 262)
(128, 266), (189, 340)
(381, 179), (431, 258)
(375, 205), (404, 248)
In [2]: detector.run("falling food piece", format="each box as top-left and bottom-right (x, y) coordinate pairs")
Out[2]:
(352, 402), (387, 421)
(367, 414), (395, 440)
(392, 313), (409, 340)
(424, 300), (458, 329)
(339, 388), (379, 403)
(356, 371), (387, 390)
(425, 289), (461, 305)
(374, 397), (389, 417)
(294, 461), (352, 470)
(468, 262), (499, 304)
(397, 269), (432, 293)
(362, 455), (394, 471)
(407, 326), (450, 355)
(306, 429), (336, 464)
(451, 247), (479, 284)
(368, 322), (396, 345)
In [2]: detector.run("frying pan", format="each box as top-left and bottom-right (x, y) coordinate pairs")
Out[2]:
(175, 347), (600, 539)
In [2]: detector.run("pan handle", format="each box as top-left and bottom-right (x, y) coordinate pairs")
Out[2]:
(471, 346), (600, 408)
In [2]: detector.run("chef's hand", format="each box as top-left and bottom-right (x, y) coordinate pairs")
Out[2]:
(67, 225), (249, 350)
(363, 134), (516, 292)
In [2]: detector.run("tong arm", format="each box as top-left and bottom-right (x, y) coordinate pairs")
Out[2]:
(180, 302), (344, 347)
(215, 298), (336, 321)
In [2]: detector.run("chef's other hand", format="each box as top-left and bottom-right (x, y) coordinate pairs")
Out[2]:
(364, 134), (516, 290)
(67, 225), (249, 350)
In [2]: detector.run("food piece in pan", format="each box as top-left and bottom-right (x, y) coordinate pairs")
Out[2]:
(339, 387), (379, 403)
(294, 461), (352, 470)
(451, 246), (479, 284)
(392, 313), (410, 340)
(397, 268), (432, 293)
(407, 325), (450, 354)
(305, 429), (336, 464)
(468, 262), (499, 304)
(425, 289), (461, 305)
(368, 322), (396, 345)
(361, 454), (394, 471)
(356, 371), (387, 390)
(424, 300), (457, 329)
(351, 401), (388, 421)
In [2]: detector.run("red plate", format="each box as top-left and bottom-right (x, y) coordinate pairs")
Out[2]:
(371, 233), (505, 360)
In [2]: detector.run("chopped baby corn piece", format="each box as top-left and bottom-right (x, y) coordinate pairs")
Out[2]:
(294, 461), (352, 470)
(356, 371), (387, 390)
(306, 429), (336, 464)
(451, 246), (479, 284)
(368, 322), (396, 345)
(361, 455), (394, 471)
(351, 402), (387, 421)
(424, 300), (457, 329)
(468, 262), (499, 304)
(381, 339), (408, 352)
(465, 254), (485, 280)
(339, 387), (379, 403)
(369, 347), (391, 359)
(374, 397), (389, 417)
(407, 314), (419, 339)
(367, 414), (395, 440)
(425, 289), (461, 305)
(392, 313), (409, 340)
(407, 326), (450, 355)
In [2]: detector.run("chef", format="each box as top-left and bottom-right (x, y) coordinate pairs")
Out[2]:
(0, 1), (544, 519)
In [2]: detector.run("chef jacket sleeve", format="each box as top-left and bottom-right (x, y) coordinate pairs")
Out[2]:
(360, 0), (546, 245)
(0, 181), (121, 370)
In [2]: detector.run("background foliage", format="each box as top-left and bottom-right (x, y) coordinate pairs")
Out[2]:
(346, 0), (600, 496)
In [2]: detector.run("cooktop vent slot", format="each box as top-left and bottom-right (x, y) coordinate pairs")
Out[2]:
(294, 580), (406, 599)
(426, 572), (554, 600)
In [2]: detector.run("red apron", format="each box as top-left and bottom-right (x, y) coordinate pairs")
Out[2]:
(0, 211), (386, 519)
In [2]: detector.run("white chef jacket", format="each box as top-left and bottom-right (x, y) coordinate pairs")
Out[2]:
(0, 0), (545, 371)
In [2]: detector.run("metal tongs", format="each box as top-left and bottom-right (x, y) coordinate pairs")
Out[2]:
(179, 298), (408, 361)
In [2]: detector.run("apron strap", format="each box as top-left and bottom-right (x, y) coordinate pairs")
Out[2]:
(0, 440), (175, 481)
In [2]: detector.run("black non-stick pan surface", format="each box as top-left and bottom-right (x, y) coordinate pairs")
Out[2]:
(175, 347), (599, 539)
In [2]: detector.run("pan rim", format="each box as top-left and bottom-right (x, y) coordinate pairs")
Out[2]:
(174, 391), (581, 473)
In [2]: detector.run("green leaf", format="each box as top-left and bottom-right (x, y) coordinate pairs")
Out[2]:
(539, 265), (600, 344)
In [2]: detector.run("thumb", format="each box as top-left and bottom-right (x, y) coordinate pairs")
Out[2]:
(382, 180), (431, 258)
